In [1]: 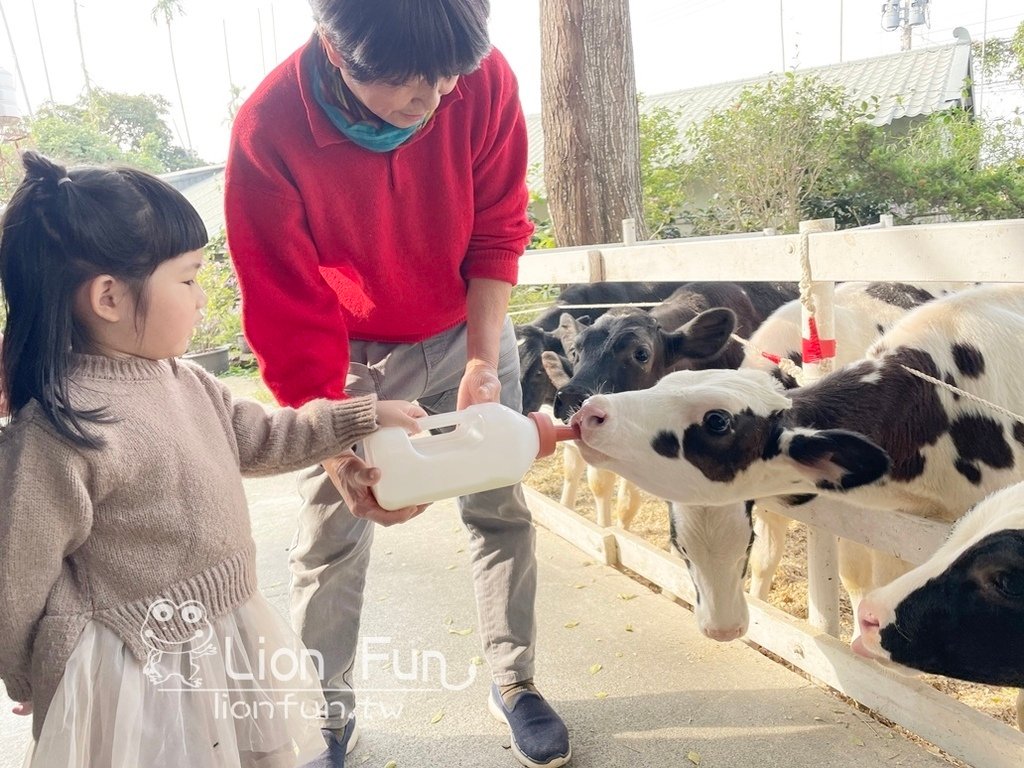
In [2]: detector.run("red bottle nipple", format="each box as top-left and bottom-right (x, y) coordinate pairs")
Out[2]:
(528, 411), (581, 458)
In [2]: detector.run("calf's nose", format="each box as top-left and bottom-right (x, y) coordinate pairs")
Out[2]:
(854, 600), (884, 646)
(571, 401), (608, 431)
(702, 624), (745, 642)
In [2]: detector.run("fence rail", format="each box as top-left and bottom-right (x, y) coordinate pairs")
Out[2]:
(518, 217), (1024, 768)
(518, 218), (1024, 285)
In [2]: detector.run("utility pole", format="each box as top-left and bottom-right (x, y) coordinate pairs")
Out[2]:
(839, 0), (844, 62)
(881, 0), (930, 52)
(779, 0), (786, 70)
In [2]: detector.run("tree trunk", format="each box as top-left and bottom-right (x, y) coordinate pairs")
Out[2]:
(540, 0), (647, 247)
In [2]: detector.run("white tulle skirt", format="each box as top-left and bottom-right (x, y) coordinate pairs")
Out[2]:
(24, 594), (327, 768)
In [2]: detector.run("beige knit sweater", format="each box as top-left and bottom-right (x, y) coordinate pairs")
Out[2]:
(0, 354), (378, 739)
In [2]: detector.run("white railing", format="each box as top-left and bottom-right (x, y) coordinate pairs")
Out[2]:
(518, 216), (1024, 768)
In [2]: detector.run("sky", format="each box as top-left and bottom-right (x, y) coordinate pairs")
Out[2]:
(0, 0), (1022, 164)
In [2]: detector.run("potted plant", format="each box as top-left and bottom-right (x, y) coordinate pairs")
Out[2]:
(183, 232), (240, 375)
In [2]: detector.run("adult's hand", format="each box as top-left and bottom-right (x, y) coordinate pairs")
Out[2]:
(456, 360), (501, 410)
(12, 701), (32, 716)
(322, 450), (427, 526)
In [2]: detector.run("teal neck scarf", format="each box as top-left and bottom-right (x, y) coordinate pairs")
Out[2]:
(307, 42), (429, 153)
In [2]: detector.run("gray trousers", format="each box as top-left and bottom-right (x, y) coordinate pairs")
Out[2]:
(288, 318), (537, 727)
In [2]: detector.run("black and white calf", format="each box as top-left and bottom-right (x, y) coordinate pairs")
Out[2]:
(743, 282), (975, 608)
(851, 480), (1024, 688)
(571, 284), (1024, 639)
(544, 281), (798, 529)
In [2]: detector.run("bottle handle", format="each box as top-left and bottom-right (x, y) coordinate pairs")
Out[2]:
(413, 411), (468, 433)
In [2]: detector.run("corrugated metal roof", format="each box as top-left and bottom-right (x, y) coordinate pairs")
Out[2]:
(525, 29), (974, 185)
(161, 163), (227, 237)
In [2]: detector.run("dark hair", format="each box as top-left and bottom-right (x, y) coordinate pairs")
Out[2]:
(0, 151), (207, 447)
(312, 0), (491, 85)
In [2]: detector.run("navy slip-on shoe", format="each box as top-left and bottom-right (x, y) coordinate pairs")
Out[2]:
(298, 717), (359, 768)
(488, 684), (572, 768)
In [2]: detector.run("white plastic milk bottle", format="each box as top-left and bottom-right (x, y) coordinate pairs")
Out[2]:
(362, 402), (579, 511)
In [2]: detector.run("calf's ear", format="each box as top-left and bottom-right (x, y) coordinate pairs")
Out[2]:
(664, 307), (737, 366)
(782, 429), (891, 491)
(557, 313), (587, 344)
(541, 350), (573, 388)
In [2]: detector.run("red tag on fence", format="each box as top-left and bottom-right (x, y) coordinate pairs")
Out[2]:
(802, 316), (836, 364)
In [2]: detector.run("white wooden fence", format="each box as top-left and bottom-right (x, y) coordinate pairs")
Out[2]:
(517, 217), (1024, 768)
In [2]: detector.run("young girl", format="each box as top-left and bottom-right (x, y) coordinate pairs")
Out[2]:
(0, 151), (424, 767)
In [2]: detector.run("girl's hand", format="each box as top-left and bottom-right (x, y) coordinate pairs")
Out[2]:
(12, 701), (32, 716)
(375, 400), (426, 433)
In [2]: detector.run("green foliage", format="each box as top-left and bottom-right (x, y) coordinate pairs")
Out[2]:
(973, 22), (1024, 89)
(1, 89), (206, 203)
(510, 283), (561, 325)
(527, 189), (556, 249)
(819, 109), (1024, 224)
(803, 121), (896, 228)
(676, 68), (1024, 233)
(684, 73), (868, 233)
(529, 64), (1024, 245)
(189, 231), (242, 353)
(638, 99), (688, 238)
(83, 89), (204, 172)
(151, 0), (185, 24)
(31, 104), (124, 167)
(222, 359), (261, 377)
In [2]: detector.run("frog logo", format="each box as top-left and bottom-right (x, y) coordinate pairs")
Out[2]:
(141, 599), (217, 688)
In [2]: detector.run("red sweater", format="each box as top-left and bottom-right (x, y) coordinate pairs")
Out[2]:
(225, 41), (533, 407)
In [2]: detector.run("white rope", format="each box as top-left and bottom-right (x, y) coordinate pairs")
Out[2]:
(508, 300), (663, 318)
(899, 365), (1024, 425)
(796, 228), (835, 375)
(798, 232), (816, 315)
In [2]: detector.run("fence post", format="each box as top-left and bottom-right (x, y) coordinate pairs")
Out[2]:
(797, 217), (841, 637)
(622, 218), (637, 245)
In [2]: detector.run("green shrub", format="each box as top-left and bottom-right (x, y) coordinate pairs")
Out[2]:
(189, 230), (241, 352)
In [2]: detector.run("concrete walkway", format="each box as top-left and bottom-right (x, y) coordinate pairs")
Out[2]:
(2, 466), (955, 767)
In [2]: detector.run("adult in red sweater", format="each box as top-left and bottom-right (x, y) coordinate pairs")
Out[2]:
(224, 2), (571, 767)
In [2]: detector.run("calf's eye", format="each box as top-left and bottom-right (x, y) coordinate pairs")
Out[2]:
(703, 409), (732, 435)
(993, 570), (1024, 599)
(633, 347), (651, 364)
